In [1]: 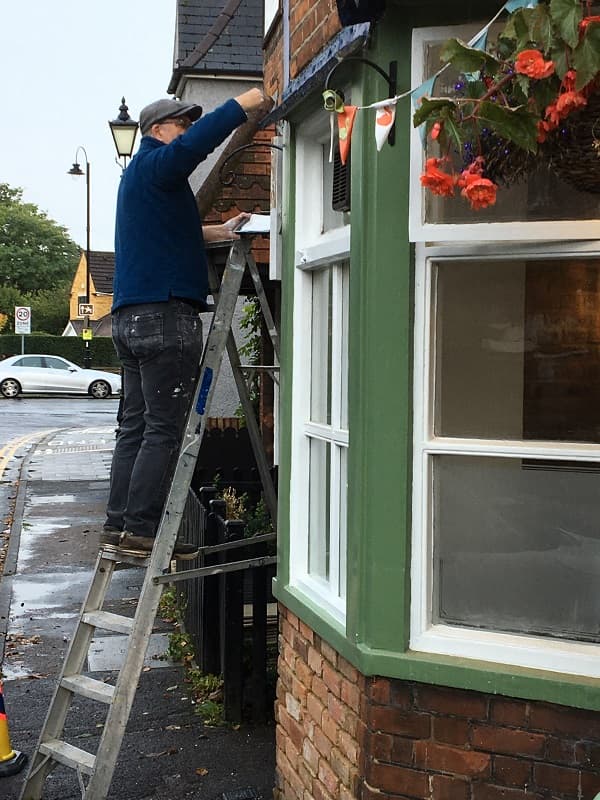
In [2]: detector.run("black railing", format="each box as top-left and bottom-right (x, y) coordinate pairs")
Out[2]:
(176, 486), (277, 723)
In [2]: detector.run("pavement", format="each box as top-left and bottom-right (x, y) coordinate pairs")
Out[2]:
(0, 426), (275, 800)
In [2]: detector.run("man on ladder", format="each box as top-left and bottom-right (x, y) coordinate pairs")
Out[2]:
(101, 87), (272, 560)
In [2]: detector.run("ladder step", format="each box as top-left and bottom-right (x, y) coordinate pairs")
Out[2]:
(100, 548), (150, 566)
(61, 675), (116, 704)
(39, 739), (96, 774)
(82, 610), (134, 634)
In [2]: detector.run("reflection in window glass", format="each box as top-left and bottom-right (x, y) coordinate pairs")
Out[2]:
(311, 267), (333, 425)
(433, 455), (600, 642)
(435, 258), (600, 444)
(421, 37), (600, 225)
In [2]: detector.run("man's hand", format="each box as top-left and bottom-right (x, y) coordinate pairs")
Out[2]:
(202, 212), (251, 242)
(235, 87), (274, 115)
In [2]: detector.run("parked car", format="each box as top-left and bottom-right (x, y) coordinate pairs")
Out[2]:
(0, 355), (121, 399)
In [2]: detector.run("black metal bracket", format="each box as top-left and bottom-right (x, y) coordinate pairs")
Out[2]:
(324, 56), (398, 145)
(219, 142), (284, 187)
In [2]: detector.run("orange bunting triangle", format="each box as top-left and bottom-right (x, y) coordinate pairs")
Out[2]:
(337, 105), (358, 166)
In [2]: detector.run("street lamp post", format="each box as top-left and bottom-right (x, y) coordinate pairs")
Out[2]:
(67, 147), (92, 369)
(109, 98), (138, 169)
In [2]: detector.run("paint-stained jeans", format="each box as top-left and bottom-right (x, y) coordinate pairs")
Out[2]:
(105, 299), (203, 537)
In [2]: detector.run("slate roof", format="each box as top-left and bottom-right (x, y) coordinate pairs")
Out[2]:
(87, 251), (114, 294)
(172, 0), (263, 80)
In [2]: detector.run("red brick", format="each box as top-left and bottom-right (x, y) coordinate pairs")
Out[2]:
(315, 725), (334, 758)
(472, 725), (546, 757)
(286, 735), (300, 770)
(490, 699), (528, 728)
(330, 747), (353, 786)
(308, 646), (324, 676)
(313, 779), (336, 800)
(432, 716), (470, 746)
(292, 677), (308, 707)
(369, 678), (391, 705)
(329, 695), (348, 727)
(533, 763), (579, 794)
(367, 763), (428, 798)
(302, 738), (320, 775)
(286, 691), (302, 722)
(338, 730), (359, 765)
(529, 704), (600, 739)
(298, 762), (314, 791)
(278, 750), (304, 800)
(280, 706), (305, 751)
(339, 785), (358, 800)
(341, 708), (359, 738)
(493, 755), (532, 788)
(323, 662), (342, 698)
(307, 692), (325, 726)
(390, 683), (413, 709)
(321, 640), (338, 667)
(338, 655), (359, 684)
(416, 686), (488, 719)
(299, 620), (315, 644)
(431, 774), (469, 800)
(414, 741), (490, 777)
(313, 675), (329, 705)
(295, 658), (313, 691)
(369, 732), (392, 762)
(318, 757), (340, 797)
(287, 610), (300, 630)
(369, 707), (431, 739)
(281, 618), (295, 645)
(293, 631), (309, 663)
(472, 784), (543, 800)
(545, 736), (575, 764)
(361, 785), (410, 800)
(341, 679), (361, 713)
(391, 737), (414, 766)
(575, 741), (600, 768)
(322, 709), (339, 744)
(580, 770), (600, 797)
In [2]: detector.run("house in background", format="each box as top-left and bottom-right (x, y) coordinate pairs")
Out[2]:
(63, 250), (113, 337)
(263, 2), (600, 800)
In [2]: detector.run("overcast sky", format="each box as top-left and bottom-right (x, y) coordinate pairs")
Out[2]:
(1, 1), (176, 252)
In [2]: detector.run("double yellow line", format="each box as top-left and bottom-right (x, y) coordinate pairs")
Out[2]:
(0, 429), (58, 481)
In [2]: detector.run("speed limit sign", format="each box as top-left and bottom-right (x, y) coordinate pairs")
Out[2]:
(15, 306), (31, 334)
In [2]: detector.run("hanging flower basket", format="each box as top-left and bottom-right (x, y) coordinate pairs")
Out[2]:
(413, 1), (600, 210)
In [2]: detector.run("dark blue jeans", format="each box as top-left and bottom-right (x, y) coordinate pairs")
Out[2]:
(105, 299), (203, 537)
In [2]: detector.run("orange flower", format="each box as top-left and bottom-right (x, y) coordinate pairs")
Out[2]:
(456, 157), (485, 188)
(555, 90), (587, 117)
(420, 158), (455, 197)
(461, 177), (497, 210)
(514, 49), (555, 80)
(536, 119), (551, 143)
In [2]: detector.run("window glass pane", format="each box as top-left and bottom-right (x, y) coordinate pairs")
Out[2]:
(435, 257), (600, 444)
(338, 444), (348, 601)
(18, 357), (43, 368)
(421, 37), (600, 225)
(433, 455), (600, 643)
(308, 437), (331, 580)
(311, 267), (332, 424)
(45, 357), (70, 370)
(339, 266), (349, 430)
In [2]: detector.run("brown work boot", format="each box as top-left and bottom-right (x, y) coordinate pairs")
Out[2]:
(117, 533), (199, 561)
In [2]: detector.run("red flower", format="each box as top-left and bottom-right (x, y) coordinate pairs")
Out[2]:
(420, 158), (455, 197)
(456, 157), (485, 188)
(579, 15), (600, 33)
(514, 49), (555, 80)
(556, 90), (587, 117)
(461, 178), (497, 210)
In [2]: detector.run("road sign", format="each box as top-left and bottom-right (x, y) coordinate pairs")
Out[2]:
(82, 328), (93, 341)
(15, 306), (31, 334)
(78, 303), (94, 316)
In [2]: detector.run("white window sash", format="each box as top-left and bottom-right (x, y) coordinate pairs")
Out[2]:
(411, 242), (600, 678)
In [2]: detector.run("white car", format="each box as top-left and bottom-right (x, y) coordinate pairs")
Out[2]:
(0, 355), (121, 399)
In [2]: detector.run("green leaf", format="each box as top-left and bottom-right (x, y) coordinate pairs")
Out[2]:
(440, 38), (501, 76)
(550, 44), (570, 79)
(528, 4), (554, 51)
(572, 22), (600, 89)
(549, 0), (583, 48)
(442, 114), (465, 152)
(412, 97), (457, 128)
(477, 101), (539, 152)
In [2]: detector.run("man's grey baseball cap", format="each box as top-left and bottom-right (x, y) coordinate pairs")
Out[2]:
(139, 99), (203, 134)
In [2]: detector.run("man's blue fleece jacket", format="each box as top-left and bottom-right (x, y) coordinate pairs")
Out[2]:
(112, 98), (247, 312)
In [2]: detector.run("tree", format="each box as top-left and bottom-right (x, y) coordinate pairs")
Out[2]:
(0, 183), (80, 292)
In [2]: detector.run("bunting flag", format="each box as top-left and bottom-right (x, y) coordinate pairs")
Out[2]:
(337, 105), (358, 165)
(375, 104), (396, 151)
(504, 0), (538, 11)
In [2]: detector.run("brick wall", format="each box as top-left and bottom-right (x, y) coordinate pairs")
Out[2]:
(276, 605), (600, 800)
(263, 0), (342, 100)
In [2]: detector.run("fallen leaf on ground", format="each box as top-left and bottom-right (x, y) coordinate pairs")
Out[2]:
(195, 768), (209, 776)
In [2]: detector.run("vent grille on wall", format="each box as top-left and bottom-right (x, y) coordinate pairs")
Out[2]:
(332, 148), (351, 212)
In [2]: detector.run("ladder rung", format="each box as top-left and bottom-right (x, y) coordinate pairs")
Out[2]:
(100, 548), (150, 566)
(82, 610), (134, 634)
(61, 675), (116, 704)
(39, 739), (96, 774)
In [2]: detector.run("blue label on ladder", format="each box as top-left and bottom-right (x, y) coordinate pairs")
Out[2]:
(196, 367), (213, 416)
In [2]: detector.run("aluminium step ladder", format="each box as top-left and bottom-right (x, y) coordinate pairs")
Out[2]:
(19, 236), (278, 800)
